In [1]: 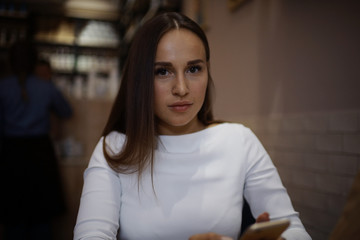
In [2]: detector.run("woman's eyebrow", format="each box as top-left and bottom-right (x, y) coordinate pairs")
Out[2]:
(187, 59), (205, 65)
(154, 62), (172, 67)
(154, 59), (205, 67)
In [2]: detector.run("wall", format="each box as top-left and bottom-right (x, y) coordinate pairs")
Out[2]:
(202, 0), (360, 118)
(184, 0), (360, 239)
(240, 110), (360, 239)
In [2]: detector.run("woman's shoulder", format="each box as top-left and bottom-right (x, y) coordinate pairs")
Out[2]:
(200, 122), (255, 145)
(29, 75), (53, 87)
(103, 131), (126, 154)
(210, 122), (252, 135)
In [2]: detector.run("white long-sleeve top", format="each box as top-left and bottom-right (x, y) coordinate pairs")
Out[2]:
(74, 123), (311, 240)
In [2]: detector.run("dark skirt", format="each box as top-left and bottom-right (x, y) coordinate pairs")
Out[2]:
(0, 135), (66, 224)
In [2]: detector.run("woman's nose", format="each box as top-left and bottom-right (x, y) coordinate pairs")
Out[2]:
(172, 74), (189, 97)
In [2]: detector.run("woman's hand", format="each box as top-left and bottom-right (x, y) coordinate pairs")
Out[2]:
(256, 211), (270, 223)
(187, 212), (269, 240)
(189, 232), (233, 240)
(256, 212), (285, 240)
(188, 212), (285, 240)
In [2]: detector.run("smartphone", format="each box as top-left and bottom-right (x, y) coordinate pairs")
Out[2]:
(239, 219), (290, 240)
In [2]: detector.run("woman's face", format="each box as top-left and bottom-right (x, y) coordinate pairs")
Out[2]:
(154, 29), (208, 135)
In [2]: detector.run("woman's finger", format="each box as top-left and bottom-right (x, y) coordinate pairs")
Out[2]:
(256, 212), (270, 223)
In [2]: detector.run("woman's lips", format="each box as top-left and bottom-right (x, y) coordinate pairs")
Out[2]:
(169, 101), (193, 112)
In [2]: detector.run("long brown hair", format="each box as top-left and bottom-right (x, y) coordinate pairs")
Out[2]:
(102, 12), (215, 178)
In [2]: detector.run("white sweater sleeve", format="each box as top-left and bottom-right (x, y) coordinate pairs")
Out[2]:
(242, 128), (311, 240)
(74, 135), (122, 240)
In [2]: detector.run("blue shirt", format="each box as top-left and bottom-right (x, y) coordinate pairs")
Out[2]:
(0, 75), (73, 137)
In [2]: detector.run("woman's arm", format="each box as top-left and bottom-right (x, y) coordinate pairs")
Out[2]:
(242, 128), (311, 240)
(74, 136), (121, 239)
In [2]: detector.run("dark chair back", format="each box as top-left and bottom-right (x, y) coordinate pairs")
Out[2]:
(239, 198), (255, 237)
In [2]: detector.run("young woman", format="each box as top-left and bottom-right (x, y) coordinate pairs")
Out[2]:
(74, 12), (311, 240)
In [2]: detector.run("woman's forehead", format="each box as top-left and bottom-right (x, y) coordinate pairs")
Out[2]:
(155, 29), (206, 62)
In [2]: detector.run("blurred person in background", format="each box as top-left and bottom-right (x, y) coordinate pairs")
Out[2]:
(34, 58), (65, 142)
(0, 39), (73, 240)
(34, 59), (53, 82)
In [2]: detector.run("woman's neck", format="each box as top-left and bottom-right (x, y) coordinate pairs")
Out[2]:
(157, 118), (206, 136)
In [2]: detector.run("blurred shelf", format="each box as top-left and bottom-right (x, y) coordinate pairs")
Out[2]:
(64, 0), (119, 21)
(35, 40), (119, 50)
(0, 13), (28, 19)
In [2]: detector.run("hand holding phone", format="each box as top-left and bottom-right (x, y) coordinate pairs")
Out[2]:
(239, 219), (290, 240)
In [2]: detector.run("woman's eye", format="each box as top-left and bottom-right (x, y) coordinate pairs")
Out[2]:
(155, 68), (169, 76)
(188, 65), (202, 74)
